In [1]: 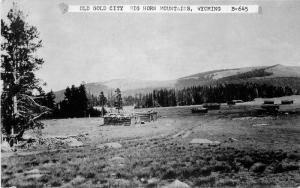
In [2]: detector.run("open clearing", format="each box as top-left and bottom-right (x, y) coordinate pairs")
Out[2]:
(2, 96), (300, 187)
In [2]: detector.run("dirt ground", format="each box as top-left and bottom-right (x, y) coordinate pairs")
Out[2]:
(1, 96), (300, 187)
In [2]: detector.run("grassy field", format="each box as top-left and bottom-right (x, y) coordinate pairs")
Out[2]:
(1, 96), (300, 187)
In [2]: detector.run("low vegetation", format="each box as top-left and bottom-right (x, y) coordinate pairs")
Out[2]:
(2, 104), (300, 187)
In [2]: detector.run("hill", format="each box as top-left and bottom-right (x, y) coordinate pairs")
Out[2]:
(54, 79), (175, 102)
(54, 82), (110, 103)
(175, 64), (300, 90)
(54, 64), (300, 102)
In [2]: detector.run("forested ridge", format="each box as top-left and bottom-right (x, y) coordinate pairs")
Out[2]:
(124, 83), (296, 108)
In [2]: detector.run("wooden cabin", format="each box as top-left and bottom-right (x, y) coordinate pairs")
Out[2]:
(227, 101), (236, 105)
(232, 100), (244, 103)
(135, 111), (158, 123)
(260, 104), (280, 114)
(191, 107), (208, 113)
(202, 103), (221, 110)
(281, 100), (293, 105)
(263, 100), (275, 105)
(103, 114), (132, 126)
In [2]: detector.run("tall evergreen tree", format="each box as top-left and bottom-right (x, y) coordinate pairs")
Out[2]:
(1, 4), (49, 138)
(78, 84), (88, 117)
(99, 91), (107, 116)
(114, 88), (122, 113)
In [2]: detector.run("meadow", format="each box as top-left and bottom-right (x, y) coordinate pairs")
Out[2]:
(1, 96), (300, 187)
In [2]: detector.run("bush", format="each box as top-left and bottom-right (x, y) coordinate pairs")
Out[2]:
(239, 155), (254, 169)
(273, 162), (299, 173)
(213, 162), (231, 173)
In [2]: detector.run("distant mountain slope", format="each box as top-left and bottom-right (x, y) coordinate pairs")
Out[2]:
(266, 64), (300, 78)
(85, 82), (110, 95)
(54, 64), (300, 102)
(175, 64), (300, 88)
(179, 66), (267, 80)
(54, 82), (109, 103)
(54, 79), (175, 102)
(99, 79), (175, 91)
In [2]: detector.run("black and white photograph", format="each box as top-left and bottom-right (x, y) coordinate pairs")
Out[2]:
(1, 0), (300, 187)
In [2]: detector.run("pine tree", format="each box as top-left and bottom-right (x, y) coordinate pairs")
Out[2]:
(78, 84), (88, 117)
(99, 91), (107, 116)
(114, 88), (122, 113)
(1, 4), (50, 138)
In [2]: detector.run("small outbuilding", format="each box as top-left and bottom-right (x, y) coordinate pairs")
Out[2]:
(202, 103), (221, 110)
(263, 100), (275, 105)
(135, 111), (158, 123)
(281, 100), (293, 105)
(232, 100), (244, 103)
(103, 114), (132, 126)
(103, 111), (158, 126)
(191, 107), (208, 113)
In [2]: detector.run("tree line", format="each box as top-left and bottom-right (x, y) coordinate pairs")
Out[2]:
(39, 81), (296, 116)
(37, 85), (106, 119)
(128, 83), (295, 108)
(37, 86), (127, 119)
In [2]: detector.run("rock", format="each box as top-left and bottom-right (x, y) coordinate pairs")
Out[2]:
(252, 123), (269, 127)
(190, 139), (220, 146)
(229, 137), (238, 142)
(24, 169), (48, 179)
(25, 169), (41, 175)
(109, 156), (125, 167)
(22, 132), (37, 140)
(65, 138), (83, 147)
(106, 142), (122, 148)
(147, 178), (159, 184)
(182, 131), (191, 138)
(250, 162), (267, 173)
(162, 179), (190, 188)
(110, 156), (125, 161)
(98, 142), (122, 149)
(26, 174), (44, 179)
(110, 179), (131, 187)
(70, 175), (85, 185)
(173, 131), (185, 138)
(141, 178), (147, 183)
(264, 165), (275, 173)
(216, 178), (238, 187)
(1, 141), (12, 152)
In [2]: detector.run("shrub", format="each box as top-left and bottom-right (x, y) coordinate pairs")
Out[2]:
(239, 155), (254, 169)
(213, 162), (231, 173)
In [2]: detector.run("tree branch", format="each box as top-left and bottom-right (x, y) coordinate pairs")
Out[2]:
(32, 111), (49, 121)
(18, 93), (51, 111)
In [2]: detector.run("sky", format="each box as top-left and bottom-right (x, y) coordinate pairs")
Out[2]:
(1, 0), (300, 91)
